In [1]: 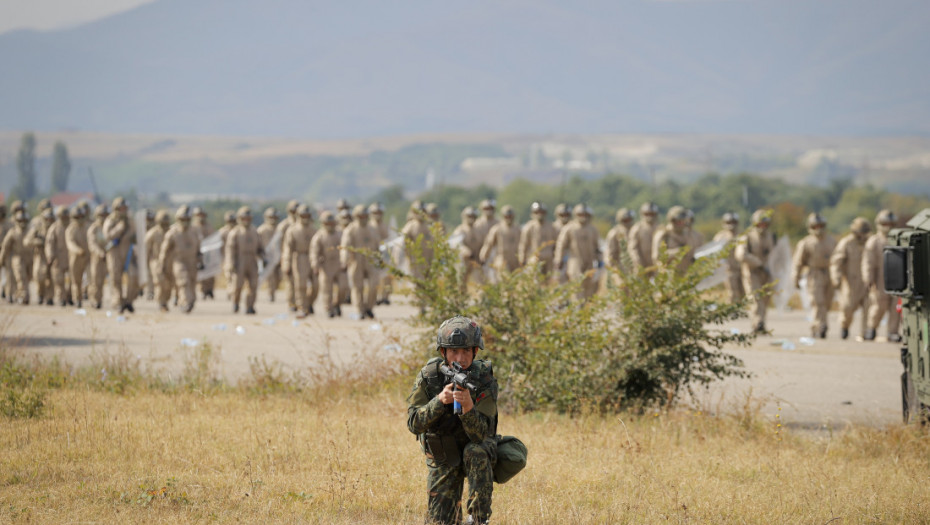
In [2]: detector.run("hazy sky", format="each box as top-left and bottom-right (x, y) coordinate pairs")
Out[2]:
(0, 0), (154, 34)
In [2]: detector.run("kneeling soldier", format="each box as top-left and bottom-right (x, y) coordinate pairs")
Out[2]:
(407, 316), (499, 525)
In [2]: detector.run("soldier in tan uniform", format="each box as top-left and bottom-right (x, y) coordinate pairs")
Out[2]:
(472, 199), (498, 251)
(311, 211), (343, 317)
(369, 202), (393, 305)
(553, 203), (572, 284)
(713, 212), (744, 303)
(0, 205), (10, 302)
(226, 207), (264, 314)
(628, 202), (660, 272)
(685, 209), (704, 249)
(426, 203), (446, 236)
(653, 205), (694, 273)
(333, 208), (351, 305)
(160, 206), (201, 313)
(29, 207), (55, 305)
(830, 217), (872, 340)
(144, 211), (170, 300)
(605, 208), (635, 280)
(792, 213), (837, 338)
(257, 207), (281, 302)
(87, 205), (109, 309)
(103, 197), (139, 313)
(480, 204), (521, 280)
(341, 204), (380, 319)
(214, 211), (236, 300)
(454, 206), (483, 291)
(146, 211), (172, 311)
(190, 207), (215, 299)
(285, 205), (319, 318)
(735, 209), (775, 333)
(45, 206), (72, 306)
(65, 206), (90, 308)
(0, 211), (32, 304)
(555, 204), (603, 300)
(275, 200), (300, 311)
(400, 201), (434, 280)
(862, 210), (901, 342)
(519, 202), (558, 277)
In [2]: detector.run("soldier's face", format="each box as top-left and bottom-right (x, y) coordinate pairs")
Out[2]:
(504, 214), (514, 225)
(465, 215), (476, 225)
(483, 207), (495, 219)
(443, 347), (476, 370)
(643, 212), (657, 224)
(179, 219), (191, 231)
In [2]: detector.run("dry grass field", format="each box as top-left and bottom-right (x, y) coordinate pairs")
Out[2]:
(3, 350), (930, 524)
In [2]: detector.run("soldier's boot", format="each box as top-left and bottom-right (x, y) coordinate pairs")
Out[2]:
(889, 333), (902, 343)
(864, 328), (876, 341)
(818, 326), (828, 339)
(246, 306), (256, 315)
(46, 298), (53, 306)
(233, 303), (239, 313)
(840, 328), (849, 340)
(94, 301), (102, 310)
(752, 322), (766, 334)
(308, 305), (314, 314)
(126, 303), (134, 313)
(335, 304), (342, 317)
(365, 309), (375, 319)
(160, 304), (169, 312)
(183, 303), (194, 314)
(328, 308), (336, 318)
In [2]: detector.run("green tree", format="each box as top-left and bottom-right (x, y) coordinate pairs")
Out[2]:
(51, 141), (71, 193)
(14, 132), (37, 200)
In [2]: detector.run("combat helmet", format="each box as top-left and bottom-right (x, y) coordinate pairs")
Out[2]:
(850, 217), (872, 235)
(336, 198), (350, 211)
(155, 210), (170, 225)
(555, 203), (570, 217)
(175, 205), (192, 220)
(14, 210), (29, 224)
(352, 204), (368, 218)
(573, 203), (592, 217)
(55, 205), (70, 219)
(875, 209), (896, 226)
(501, 205), (515, 217)
(722, 212), (739, 224)
(751, 209), (771, 226)
(72, 205), (86, 219)
(320, 210), (337, 225)
(461, 206), (478, 219)
(666, 205), (687, 223)
(264, 207), (279, 220)
(639, 202), (659, 216)
(286, 200), (300, 215)
(237, 206), (252, 219)
(94, 204), (109, 217)
(479, 198), (496, 211)
(531, 201), (547, 214)
(437, 315), (484, 352)
(368, 202), (384, 215)
(806, 212), (826, 229)
(223, 211), (236, 224)
(615, 208), (634, 224)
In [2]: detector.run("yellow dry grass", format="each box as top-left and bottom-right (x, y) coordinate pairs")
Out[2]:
(3, 380), (930, 524)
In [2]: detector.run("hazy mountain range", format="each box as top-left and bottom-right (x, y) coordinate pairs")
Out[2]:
(1, 0), (928, 137)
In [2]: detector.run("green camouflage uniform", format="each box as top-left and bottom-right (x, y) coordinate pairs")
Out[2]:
(407, 356), (499, 525)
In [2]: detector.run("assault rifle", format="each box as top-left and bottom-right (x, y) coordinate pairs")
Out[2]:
(439, 362), (478, 415)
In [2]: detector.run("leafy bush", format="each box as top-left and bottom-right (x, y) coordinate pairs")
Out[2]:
(1, 361), (48, 419)
(389, 226), (755, 413)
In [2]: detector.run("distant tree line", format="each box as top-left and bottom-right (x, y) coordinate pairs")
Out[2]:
(9, 131), (72, 201)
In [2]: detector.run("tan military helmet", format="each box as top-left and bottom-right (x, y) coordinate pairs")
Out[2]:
(336, 198), (351, 212)
(112, 196), (127, 210)
(875, 209), (897, 226)
(264, 207), (279, 220)
(479, 198), (496, 211)
(55, 205), (70, 219)
(572, 203), (591, 217)
(94, 204), (109, 217)
(461, 206), (478, 219)
(751, 209), (771, 226)
(155, 209), (170, 226)
(531, 201), (547, 215)
(426, 203), (440, 220)
(10, 200), (25, 214)
(237, 206), (252, 219)
(850, 217), (872, 235)
(320, 210), (337, 224)
(352, 204), (368, 218)
(554, 203), (570, 218)
(297, 204), (312, 219)
(37, 198), (52, 213)
(666, 205), (687, 223)
(806, 212), (826, 230)
(175, 205), (192, 220)
(286, 200), (300, 216)
(223, 211), (236, 224)
(615, 207), (634, 224)
(639, 202), (659, 216)
(72, 205), (86, 219)
(368, 202), (384, 215)
(14, 210), (30, 223)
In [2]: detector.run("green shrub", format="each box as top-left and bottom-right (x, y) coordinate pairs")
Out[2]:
(386, 224), (755, 413)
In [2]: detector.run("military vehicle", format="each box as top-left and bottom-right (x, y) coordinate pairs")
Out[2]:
(884, 208), (930, 423)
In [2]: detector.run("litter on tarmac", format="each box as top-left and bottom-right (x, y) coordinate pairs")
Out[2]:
(383, 343), (402, 353)
(798, 337), (815, 346)
(235, 326), (246, 335)
(74, 309), (87, 316)
(212, 324), (227, 331)
(180, 338), (199, 347)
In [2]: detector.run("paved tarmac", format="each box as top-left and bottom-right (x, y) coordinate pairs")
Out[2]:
(1, 289), (904, 429)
